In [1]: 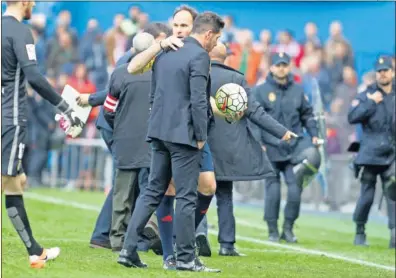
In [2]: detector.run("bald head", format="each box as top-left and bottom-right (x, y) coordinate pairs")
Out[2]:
(209, 42), (227, 63)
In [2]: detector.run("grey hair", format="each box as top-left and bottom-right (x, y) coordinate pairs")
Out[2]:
(133, 32), (155, 53)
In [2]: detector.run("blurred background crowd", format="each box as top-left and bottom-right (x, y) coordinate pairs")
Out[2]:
(5, 2), (394, 213)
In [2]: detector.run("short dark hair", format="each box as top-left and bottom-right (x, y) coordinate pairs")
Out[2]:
(173, 5), (198, 21)
(144, 22), (172, 39)
(192, 12), (225, 34)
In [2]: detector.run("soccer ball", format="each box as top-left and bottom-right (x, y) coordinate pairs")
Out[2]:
(215, 83), (248, 122)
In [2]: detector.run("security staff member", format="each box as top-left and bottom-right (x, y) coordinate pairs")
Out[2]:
(207, 43), (293, 255)
(253, 52), (319, 243)
(348, 56), (395, 248)
(117, 12), (224, 272)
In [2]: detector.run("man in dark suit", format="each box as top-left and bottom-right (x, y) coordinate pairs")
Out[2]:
(207, 42), (292, 256)
(118, 12), (224, 272)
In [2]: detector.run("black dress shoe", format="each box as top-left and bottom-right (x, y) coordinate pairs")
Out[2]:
(117, 249), (147, 268)
(354, 234), (369, 246)
(280, 229), (298, 243)
(219, 247), (246, 257)
(268, 232), (280, 242)
(112, 246), (122, 253)
(143, 223), (163, 256)
(196, 233), (212, 257)
(89, 240), (111, 249)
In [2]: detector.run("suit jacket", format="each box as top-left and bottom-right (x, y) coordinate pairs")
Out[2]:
(147, 37), (212, 148)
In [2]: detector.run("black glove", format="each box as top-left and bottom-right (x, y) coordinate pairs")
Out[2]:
(63, 108), (84, 130)
(56, 99), (85, 138)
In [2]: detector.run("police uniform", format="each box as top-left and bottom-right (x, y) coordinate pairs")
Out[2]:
(253, 52), (319, 243)
(348, 56), (395, 248)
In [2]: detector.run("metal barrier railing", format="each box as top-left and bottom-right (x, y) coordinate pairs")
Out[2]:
(44, 139), (387, 216)
(48, 138), (112, 191)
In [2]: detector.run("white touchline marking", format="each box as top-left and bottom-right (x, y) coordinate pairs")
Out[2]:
(23, 192), (395, 272)
(4, 237), (88, 243)
(3, 237), (301, 254)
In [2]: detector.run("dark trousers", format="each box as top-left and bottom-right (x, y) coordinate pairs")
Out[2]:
(216, 180), (235, 249)
(27, 147), (49, 186)
(353, 165), (396, 230)
(123, 139), (201, 264)
(264, 160), (302, 224)
(90, 128), (114, 244)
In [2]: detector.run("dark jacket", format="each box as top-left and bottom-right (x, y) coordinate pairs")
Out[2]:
(253, 73), (318, 162)
(208, 61), (288, 181)
(91, 51), (136, 132)
(147, 37), (213, 148)
(348, 82), (395, 166)
(104, 64), (151, 169)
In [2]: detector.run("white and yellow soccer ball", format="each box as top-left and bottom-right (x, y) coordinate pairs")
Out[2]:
(214, 83), (248, 122)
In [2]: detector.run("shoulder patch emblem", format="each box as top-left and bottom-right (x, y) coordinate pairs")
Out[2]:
(268, 92), (276, 102)
(26, 44), (36, 61)
(351, 99), (360, 107)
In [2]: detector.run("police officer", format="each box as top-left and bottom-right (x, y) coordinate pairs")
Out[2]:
(348, 56), (395, 248)
(253, 52), (319, 243)
(207, 43), (292, 255)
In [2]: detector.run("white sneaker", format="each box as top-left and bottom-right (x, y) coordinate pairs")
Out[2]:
(29, 247), (61, 268)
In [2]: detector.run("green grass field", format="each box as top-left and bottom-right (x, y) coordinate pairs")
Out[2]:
(2, 188), (395, 278)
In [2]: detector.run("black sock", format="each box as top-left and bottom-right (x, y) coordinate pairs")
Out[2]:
(195, 193), (213, 229)
(356, 224), (365, 234)
(5, 195), (43, 256)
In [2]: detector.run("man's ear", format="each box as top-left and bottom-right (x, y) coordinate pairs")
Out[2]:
(205, 30), (213, 40)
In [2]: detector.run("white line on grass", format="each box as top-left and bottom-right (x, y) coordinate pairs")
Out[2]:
(24, 192), (395, 272)
(3, 237), (300, 254)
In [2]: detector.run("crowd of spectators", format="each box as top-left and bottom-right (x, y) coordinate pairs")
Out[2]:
(25, 6), (395, 190)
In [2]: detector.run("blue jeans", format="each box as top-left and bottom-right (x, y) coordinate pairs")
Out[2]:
(90, 129), (114, 244)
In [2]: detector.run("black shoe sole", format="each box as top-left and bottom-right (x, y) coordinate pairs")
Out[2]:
(112, 247), (122, 253)
(89, 241), (112, 249)
(143, 226), (163, 256)
(117, 258), (147, 268)
(196, 234), (212, 257)
(280, 234), (297, 243)
(150, 238), (163, 256)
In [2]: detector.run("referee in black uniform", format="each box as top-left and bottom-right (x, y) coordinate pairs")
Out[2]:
(1, 1), (83, 268)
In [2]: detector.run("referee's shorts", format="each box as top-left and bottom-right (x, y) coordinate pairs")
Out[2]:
(200, 142), (214, 172)
(1, 125), (27, 176)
